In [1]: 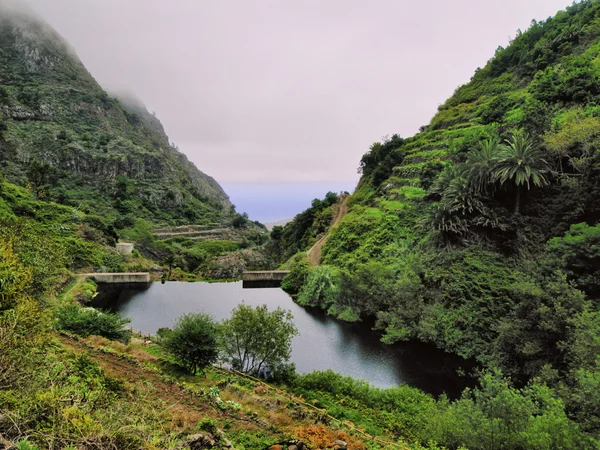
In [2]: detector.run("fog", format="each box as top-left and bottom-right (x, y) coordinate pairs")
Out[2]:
(21, 0), (572, 220)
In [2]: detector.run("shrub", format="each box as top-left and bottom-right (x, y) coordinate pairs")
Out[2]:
(297, 265), (340, 308)
(547, 222), (600, 297)
(219, 304), (298, 376)
(54, 304), (131, 343)
(160, 313), (219, 374)
(281, 254), (310, 299)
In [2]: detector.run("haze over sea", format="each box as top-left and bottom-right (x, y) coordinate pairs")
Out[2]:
(223, 181), (356, 223)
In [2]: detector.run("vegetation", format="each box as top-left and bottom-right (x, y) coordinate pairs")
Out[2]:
(54, 304), (132, 343)
(219, 304), (298, 376)
(268, 192), (339, 262)
(4, 0), (600, 448)
(293, 370), (590, 449)
(271, 1), (600, 446)
(159, 312), (220, 373)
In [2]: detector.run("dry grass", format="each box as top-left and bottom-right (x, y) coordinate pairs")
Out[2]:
(295, 424), (368, 450)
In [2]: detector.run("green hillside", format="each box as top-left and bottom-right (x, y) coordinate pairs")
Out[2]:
(4, 1), (600, 448)
(278, 0), (600, 443)
(0, 8), (230, 226)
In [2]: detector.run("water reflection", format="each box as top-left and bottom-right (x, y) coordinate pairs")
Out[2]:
(97, 281), (473, 396)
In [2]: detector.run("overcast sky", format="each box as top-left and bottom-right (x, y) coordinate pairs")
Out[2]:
(23, 0), (572, 220)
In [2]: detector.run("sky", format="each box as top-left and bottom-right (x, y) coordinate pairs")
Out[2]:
(23, 0), (572, 222)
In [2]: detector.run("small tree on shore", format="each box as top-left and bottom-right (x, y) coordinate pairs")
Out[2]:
(219, 304), (298, 375)
(161, 313), (219, 374)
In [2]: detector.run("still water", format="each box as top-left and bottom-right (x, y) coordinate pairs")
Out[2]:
(97, 281), (472, 397)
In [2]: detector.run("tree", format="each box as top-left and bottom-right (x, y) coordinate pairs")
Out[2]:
(494, 130), (551, 214)
(219, 304), (298, 376)
(232, 212), (249, 229)
(467, 138), (499, 195)
(161, 313), (219, 373)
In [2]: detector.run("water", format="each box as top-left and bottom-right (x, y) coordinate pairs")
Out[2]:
(96, 281), (473, 396)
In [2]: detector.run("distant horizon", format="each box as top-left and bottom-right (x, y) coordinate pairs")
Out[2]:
(26, 0), (571, 189)
(222, 181), (356, 223)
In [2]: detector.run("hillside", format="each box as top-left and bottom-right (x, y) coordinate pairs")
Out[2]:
(4, 1), (600, 449)
(0, 6), (231, 227)
(278, 0), (600, 444)
(0, 7), (271, 278)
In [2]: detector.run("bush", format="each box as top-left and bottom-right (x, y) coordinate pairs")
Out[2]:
(297, 265), (340, 308)
(547, 222), (600, 297)
(160, 313), (219, 374)
(54, 304), (131, 343)
(219, 304), (298, 376)
(281, 254), (310, 299)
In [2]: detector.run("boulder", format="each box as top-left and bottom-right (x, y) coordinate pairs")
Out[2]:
(187, 433), (216, 449)
(332, 440), (347, 450)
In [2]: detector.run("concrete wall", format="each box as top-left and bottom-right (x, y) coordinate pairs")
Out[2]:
(87, 273), (150, 284)
(242, 271), (290, 282)
(116, 242), (134, 255)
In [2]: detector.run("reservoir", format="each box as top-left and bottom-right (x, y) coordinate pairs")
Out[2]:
(96, 281), (472, 397)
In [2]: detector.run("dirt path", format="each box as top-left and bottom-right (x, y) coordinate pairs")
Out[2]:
(307, 195), (349, 267)
(60, 334), (214, 416)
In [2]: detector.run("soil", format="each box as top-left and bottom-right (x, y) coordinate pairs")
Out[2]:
(307, 195), (349, 267)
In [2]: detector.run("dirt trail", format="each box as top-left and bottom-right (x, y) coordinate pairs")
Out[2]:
(307, 195), (349, 267)
(60, 335), (214, 415)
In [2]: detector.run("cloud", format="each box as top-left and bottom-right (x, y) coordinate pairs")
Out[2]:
(24, 0), (571, 185)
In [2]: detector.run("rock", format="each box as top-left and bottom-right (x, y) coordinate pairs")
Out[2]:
(288, 445), (299, 450)
(187, 433), (216, 449)
(332, 440), (347, 450)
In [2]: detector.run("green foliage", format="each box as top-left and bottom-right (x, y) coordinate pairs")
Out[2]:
(547, 222), (600, 297)
(270, 192), (339, 262)
(54, 304), (131, 343)
(294, 369), (591, 449)
(494, 130), (552, 213)
(437, 371), (588, 450)
(196, 417), (218, 434)
(281, 253), (311, 299)
(219, 304), (298, 376)
(160, 312), (219, 374)
(297, 265), (341, 309)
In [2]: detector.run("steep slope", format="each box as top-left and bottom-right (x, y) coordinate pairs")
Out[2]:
(0, 6), (230, 226)
(281, 0), (600, 441)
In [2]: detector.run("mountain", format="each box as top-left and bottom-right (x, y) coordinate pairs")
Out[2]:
(0, 5), (231, 226)
(276, 1), (600, 442)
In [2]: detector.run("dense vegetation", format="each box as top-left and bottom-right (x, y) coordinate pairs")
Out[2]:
(277, 0), (600, 445)
(4, 0), (600, 448)
(268, 191), (339, 262)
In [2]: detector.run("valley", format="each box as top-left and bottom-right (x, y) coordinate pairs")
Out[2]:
(2, 1), (600, 449)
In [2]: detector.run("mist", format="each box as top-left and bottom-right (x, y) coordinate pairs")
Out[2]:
(20, 0), (573, 221)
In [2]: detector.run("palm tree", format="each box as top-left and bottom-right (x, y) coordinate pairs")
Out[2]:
(467, 138), (499, 195)
(494, 130), (551, 214)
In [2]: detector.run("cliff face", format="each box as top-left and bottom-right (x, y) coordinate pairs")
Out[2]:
(0, 7), (230, 223)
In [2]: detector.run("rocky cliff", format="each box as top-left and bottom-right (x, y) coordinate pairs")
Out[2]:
(0, 5), (230, 224)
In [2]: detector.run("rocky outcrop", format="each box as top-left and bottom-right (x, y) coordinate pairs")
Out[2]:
(181, 431), (233, 450)
(204, 249), (269, 279)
